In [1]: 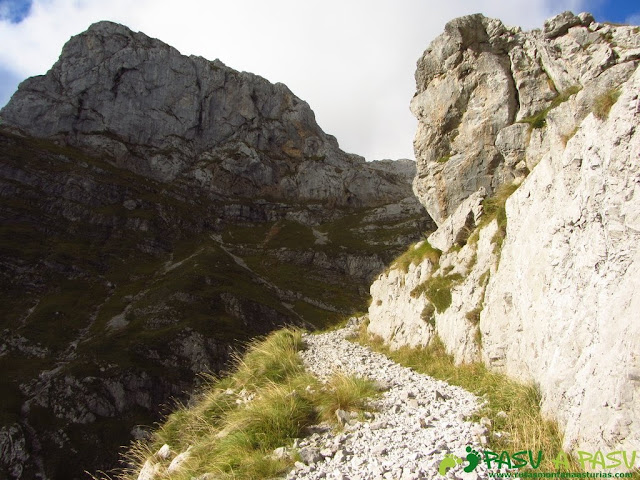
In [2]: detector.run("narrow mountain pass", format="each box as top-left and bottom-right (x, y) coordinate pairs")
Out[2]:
(289, 320), (502, 480)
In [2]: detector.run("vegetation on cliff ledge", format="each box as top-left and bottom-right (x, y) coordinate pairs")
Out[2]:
(356, 322), (581, 473)
(391, 239), (442, 273)
(593, 87), (622, 120)
(518, 85), (582, 129)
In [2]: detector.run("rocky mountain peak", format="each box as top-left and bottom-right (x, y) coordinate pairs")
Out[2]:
(411, 10), (640, 224)
(1, 21), (411, 208)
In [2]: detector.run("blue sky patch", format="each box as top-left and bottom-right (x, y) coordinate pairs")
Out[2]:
(592, 0), (640, 25)
(0, 0), (32, 24)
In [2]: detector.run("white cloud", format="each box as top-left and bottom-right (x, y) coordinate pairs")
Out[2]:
(0, 0), (597, 160)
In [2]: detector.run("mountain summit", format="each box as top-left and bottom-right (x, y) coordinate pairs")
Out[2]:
(1, 21), (409, 207)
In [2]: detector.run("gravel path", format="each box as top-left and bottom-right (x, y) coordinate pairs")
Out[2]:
(286, 321), (495, 480)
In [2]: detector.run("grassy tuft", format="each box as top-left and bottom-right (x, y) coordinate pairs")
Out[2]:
(520, 110), (548, 129)
(421, 303), (436, 327)
(483, 183), (519, 228)
(560, 126), (580, 146)
(593, 88), (621, 120)
(519, 86), (581, 129)
(465, 307), (482, 325)
(486, 184), (519, 250)
(316, 374), (379, 424)
(223, 381), (316, 450)
(232, 329), (305, 389)
(474, 326), (482, 348)
(112, 329), (309, 479)
(391, 240), (442, 273)
(105, 328), (378, 480)
(356, 326), (580, 472)
(411, 273), (463, 313)
(467, 182), (520, 250)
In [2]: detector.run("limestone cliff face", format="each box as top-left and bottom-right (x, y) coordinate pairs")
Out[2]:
(411, 11), (639, 224)
(368, 191), (499, 363)
(481, 66), (640, 453)
(370, 11), (639, 456)
(0, 21), (407, 208)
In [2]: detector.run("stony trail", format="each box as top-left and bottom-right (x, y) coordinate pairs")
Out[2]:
(287, 321), (497, 480)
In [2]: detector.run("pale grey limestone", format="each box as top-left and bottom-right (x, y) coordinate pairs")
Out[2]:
(481, 66), (640, 454)
(371, 10), (640, 459)
(411, 11), (639, 224)
(0, 21), (412, 209)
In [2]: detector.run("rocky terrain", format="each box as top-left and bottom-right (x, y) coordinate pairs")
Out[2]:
(289, 322), (493, 480)
(2, 9), (639, 480)
(411, 11), (639, 224)
(127, 320), (510, 480)
(1, 21), (409, 208)
(370, 11), (639, 456)
(0, 22), (432, 480)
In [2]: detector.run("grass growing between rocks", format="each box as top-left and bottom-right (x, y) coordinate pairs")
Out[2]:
(593, 87), (621, 120)
(410, 273), (463, 313)
(106, 329), (378, 480)
(519, 85), (581, 129)
(391, 183), (524, 316)
(356, 323), (581, 473)
(468, 182), (520, 250)
(391, 240), (442, 273)
(316, 374), (378, 424)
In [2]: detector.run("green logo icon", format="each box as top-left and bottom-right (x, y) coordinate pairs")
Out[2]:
(464, 446), (482, 472)
(438, 454), (462, 475)
(437, 446), (482, 475)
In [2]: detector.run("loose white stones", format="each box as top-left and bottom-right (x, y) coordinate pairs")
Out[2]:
(285, 323), (494, 479)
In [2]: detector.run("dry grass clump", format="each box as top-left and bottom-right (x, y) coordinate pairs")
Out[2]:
(101, 328), (378, 480)
(593, 88), (621, 120)
(355, 322), (580, 472)
(519, 85), (581, 129)
(315, 374), (379, 424)
(467, 182), (520, 249)
(411, 273), (463, 313)
(391, 240), (442, 273)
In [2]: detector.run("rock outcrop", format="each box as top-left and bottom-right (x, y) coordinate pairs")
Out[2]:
(0, 22), (432, 480)
(481, 66), (640, 453)
(368, 196), (499, 362)
(370, 11), (639, 458)
(411, 11), (639, 224)
(1, 21), (408, 208)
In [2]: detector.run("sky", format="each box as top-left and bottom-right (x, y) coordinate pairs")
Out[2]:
(0, 0), (638, 161)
